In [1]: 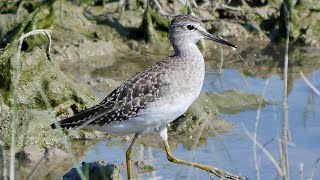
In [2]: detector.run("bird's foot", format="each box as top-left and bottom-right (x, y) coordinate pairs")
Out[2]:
(208, 167), (247, 180)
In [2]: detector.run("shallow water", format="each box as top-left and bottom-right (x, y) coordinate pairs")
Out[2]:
(79, 46), (320, 179)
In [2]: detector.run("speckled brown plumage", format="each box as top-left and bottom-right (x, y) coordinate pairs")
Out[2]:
(51, 58), (181, 129)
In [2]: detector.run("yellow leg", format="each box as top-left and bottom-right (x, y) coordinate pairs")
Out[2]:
(126, 133), (139, 180)
(159, 127), (246, 180)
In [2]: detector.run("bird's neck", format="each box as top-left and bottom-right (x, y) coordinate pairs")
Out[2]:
(173, 42), (203, 60)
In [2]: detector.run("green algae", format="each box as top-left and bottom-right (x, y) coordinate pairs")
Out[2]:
(139, 3), (170, 43)
(0, 38), (98, 149)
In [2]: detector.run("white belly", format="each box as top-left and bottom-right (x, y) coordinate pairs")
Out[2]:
(85, 92), (198, 135)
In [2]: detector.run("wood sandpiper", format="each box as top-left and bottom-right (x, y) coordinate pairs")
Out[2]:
(51, 15), (245, 180)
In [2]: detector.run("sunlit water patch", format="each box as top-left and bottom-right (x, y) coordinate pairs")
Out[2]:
(205, 68), (320, 179)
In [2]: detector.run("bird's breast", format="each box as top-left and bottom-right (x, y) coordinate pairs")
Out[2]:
(160, 58), (205, 107)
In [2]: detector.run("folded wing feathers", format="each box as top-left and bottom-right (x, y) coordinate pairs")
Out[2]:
(51, 60), (172, 130)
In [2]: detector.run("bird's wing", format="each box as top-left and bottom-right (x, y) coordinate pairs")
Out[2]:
(51, 58), (177, 129)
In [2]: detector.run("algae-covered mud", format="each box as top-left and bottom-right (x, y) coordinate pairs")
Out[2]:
(0, 0), (320, 179)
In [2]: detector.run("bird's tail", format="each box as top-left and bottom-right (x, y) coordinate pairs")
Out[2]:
(51, 107), (101, 129)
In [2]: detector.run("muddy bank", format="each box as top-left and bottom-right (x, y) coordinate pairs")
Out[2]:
(0, 140), (101, 179)
(0, 43), (98, 149)
(1, 0), (320, 48)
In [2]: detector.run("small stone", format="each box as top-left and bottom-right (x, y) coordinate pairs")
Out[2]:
(134, 161), (155, 173)
(15, 145), (43, 165)
(45, 147), (68, 161)
(63, 161), (121, 180)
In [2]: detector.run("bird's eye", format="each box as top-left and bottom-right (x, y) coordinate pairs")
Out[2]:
(187, 25), (195, 30)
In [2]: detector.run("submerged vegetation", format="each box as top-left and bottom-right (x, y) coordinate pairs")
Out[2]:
(0, 0), (319, 179)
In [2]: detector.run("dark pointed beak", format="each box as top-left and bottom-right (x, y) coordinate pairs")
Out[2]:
(204, 33), (237, 48)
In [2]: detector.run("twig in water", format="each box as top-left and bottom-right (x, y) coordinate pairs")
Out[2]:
(283, 16), (289, 103)
(280, 3), (290, 178)
(262, 138), (274, 148)
(17, 29), (52, 62)
(188, 117), (208, 178)
(1, 139), (7, 180)
(234, 50), (248, 66)
(299, 71), (320, 96)
(299, 163), (304, 180)
(217, 73), (224, 90)
(309, 157), (320, 179)
(275, 137), (295, 146)
(218, 44), (224, 74)
(9, 28), (24, 180)
(242, 124), (284, 177)
(35, 84), (87, 180)
(9, 29), (53, 180)
(253, 79), (269, 180)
